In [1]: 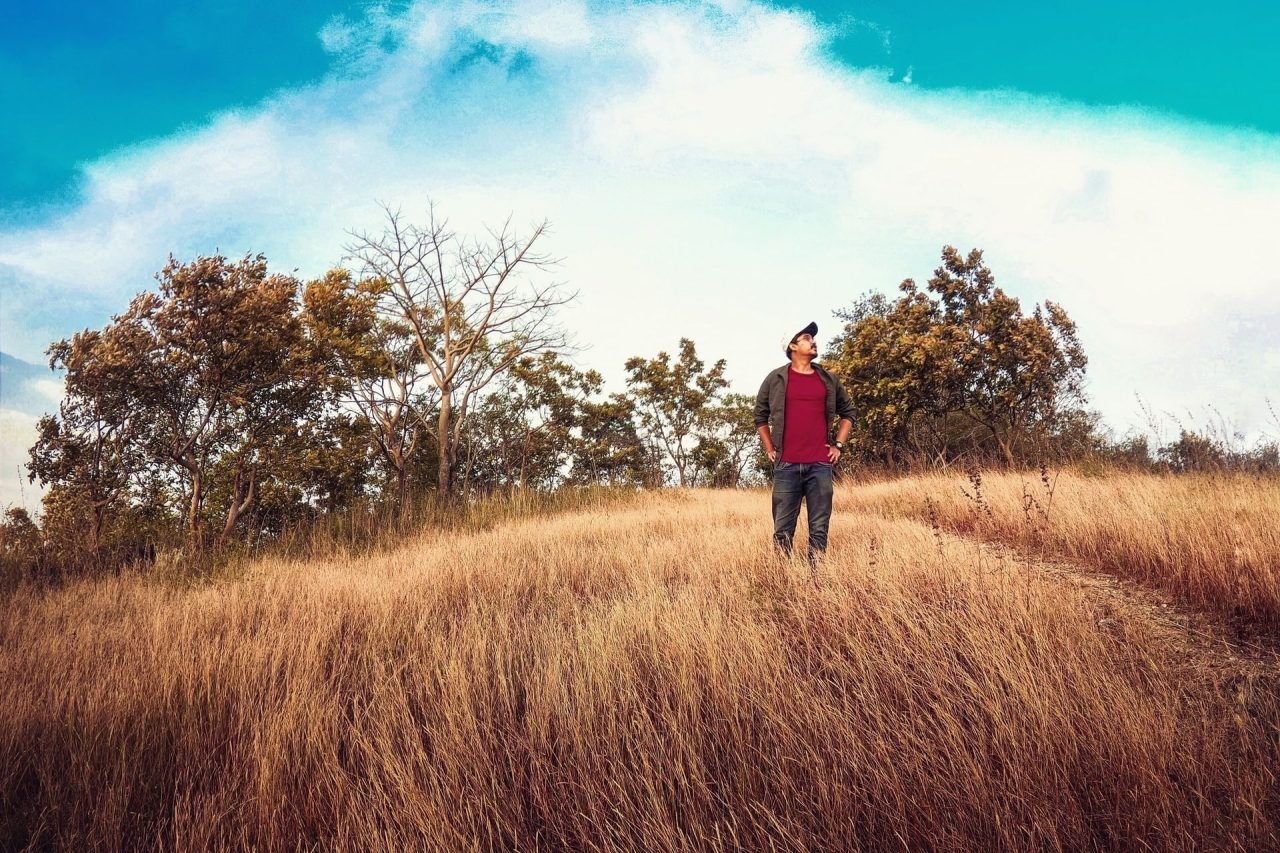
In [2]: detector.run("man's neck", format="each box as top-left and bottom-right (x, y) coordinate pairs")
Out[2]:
(788, 356), (815, 373)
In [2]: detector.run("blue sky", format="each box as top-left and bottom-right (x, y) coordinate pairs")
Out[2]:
(0, 0), (353, 213)
(1, 0), (1278, 509)
(806, 1), (1277, 129)
(4, 1), (1276, 212)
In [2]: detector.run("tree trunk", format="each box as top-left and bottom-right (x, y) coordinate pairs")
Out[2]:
(437, 393), (453, 495)
(519, 424), (531, 491)
(90, 499), (107, 558)
(460, 437), (477, 494)
(216, 472), (255, 551)
(187, 469), (204, 552)
(395, 462), (408, 517)
(993, 423), (1016, 468)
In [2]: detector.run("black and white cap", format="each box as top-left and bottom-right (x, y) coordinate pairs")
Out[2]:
(782, 321), (818, 357)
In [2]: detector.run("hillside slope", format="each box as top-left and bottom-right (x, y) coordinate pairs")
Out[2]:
(2, 486), (1277, 851)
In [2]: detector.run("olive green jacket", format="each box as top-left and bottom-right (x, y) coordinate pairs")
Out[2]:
(753, 363), (856, 456)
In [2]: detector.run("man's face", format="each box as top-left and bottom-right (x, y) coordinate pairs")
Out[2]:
(790, 333), (817, 357)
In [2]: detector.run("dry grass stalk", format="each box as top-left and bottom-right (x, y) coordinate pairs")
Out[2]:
(843, 471), (1280, 635)
(1, 488), (1277, 850)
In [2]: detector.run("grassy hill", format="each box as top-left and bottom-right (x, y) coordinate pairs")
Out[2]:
(2, 476), (1278, 851)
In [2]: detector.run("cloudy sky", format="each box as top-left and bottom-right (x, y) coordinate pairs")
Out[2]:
(2, 0), (1278, 510)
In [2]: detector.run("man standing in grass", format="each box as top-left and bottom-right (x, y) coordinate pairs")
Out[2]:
(754, 322), (855, 563)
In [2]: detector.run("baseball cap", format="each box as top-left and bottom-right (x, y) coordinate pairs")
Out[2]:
(781, 321), (818, 357)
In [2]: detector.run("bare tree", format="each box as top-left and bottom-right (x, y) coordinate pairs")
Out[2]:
(344, 203), (575, 495)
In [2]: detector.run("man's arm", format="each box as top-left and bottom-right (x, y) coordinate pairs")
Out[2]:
(832, 378), (856, 424)
(829, 376), (855, 463)
(754, 376), (777, 462)
(826, 419), (853, 463)
(757, 424), (778, 463)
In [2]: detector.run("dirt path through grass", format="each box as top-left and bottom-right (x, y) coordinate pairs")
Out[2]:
(839, 472), (1280, 650)
(927, 529), (1280, 683)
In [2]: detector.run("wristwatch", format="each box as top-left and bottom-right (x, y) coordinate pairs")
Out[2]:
(834, 441), (845, 451)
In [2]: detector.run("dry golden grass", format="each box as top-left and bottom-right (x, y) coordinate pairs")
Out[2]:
(2, 484), (1278, 851)
(841, 471), (1280, 635)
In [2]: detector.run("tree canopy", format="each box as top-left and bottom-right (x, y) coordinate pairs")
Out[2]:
(826, 246), (1088, 466)
(21, 226), (1244, 582)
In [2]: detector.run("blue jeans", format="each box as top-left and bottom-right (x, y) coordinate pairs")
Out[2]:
(771, 461), (834, 562)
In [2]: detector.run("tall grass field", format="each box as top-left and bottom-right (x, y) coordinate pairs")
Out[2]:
(2, 473), (1278, 851)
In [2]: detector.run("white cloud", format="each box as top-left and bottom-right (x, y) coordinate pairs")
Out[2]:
(0, 0), (1276, 459)
(28, 378), (63, 404)
(0, 409), (38, 512)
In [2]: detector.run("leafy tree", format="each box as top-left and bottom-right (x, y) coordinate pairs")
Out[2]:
(0, 507), (40, 553)
(303, 269), (435, 510)
(291, 412), (379, 514)
(1157, 430), (1226, 472)
(624, 339), (729, 487)
(28, 327), (150, 558)
(138, 254), (326, 549)
(692, 393), (763, 487)
(572, 393), (651, 487)
(934, 248), (1086, 463)
(457, 353), (580, 491)
(829, 288), (965, 464)
(0, 507), (41, 582)
(32, 254), (327, 555)
(446, 350), (651, 492)
(828, 247), (1087, 466)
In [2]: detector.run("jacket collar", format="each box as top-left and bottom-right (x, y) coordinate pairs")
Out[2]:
(771, 361), (830, 380)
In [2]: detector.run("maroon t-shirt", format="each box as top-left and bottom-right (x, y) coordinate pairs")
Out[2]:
(781, 368), (829, 463)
